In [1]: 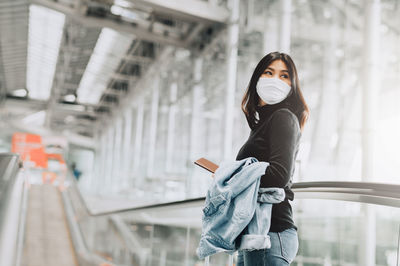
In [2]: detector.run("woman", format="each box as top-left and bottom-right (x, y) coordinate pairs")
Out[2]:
(236, 52), (309, 265)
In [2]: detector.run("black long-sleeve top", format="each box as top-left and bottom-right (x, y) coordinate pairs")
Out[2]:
(236, 102), (301, 232)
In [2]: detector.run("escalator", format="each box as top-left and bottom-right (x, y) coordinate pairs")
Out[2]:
(22, 184), (78, 266)
(1, 153), (400, 266)
(0, 154), (110, 266)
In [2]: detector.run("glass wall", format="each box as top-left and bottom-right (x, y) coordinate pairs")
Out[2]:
(91, 0), (400, 204)
(67, 146), (95, 193)
(293, 199), (399, 265)
(69, 194), (400, 266)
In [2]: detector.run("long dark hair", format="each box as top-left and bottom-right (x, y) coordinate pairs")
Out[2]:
(241, 52), (309, 131)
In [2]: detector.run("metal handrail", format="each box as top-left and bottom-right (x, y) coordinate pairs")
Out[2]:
(292, 181), (400, 208)
(0, 153), (24, 266)
(63, 175), (400, 266)
(67, 180), (400, 217)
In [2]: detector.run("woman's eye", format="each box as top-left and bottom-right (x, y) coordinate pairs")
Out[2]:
(281, 74), (289, 79)
(264, 71), (272, 75)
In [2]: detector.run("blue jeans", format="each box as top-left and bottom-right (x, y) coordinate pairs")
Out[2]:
(237, 228), (298, 266)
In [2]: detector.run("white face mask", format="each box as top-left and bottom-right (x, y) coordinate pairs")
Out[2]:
(256, 77), (291, 105)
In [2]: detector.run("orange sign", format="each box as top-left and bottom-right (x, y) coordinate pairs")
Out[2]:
(12, 132), (47, 168)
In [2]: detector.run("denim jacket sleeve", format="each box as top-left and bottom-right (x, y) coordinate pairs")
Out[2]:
(197, 158), (269, 259)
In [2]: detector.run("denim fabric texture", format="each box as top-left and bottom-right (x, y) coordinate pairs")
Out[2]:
(237, 228), (299, 266)
(239, 187), (285, 251)
(196, 157), (285, 259)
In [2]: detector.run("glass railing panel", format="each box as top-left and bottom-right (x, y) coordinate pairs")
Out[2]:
(64, 179), (400, 266)
(0, 153), (20, 199)
(187, 227), (202, 265)
(76, 200), (399, 266)
(148, 224), (187, 266)
(205, 252), (235, 266)
(0, 153), (26, 266)
(293, 199), (400, 266)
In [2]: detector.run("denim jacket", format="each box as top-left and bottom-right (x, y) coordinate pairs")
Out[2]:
(196, 157), (285, 259)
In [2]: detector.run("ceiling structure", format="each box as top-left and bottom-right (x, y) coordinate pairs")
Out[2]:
(1, 0), (399, 151)
(0, 0), (228, 139)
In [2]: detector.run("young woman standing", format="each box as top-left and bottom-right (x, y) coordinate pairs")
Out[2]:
(236, 52), (309, 265)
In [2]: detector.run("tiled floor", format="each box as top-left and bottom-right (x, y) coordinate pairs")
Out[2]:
(21, 184), (78, 266)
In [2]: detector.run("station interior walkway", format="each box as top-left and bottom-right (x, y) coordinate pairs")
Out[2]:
(22, 184), (77, 266)
(1, 0), (400, 265)
(2, 153), (400, 266)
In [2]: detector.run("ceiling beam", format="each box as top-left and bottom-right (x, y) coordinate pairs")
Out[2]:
(124, 54), (154, 64)
(128, 0), (229, 24)
(4, 97), (46, 110)
(120, 46), (175, 108)
(7, 121), (96, 149)
(332, 0), (400, 35)
(112, 73), (137, 82)
(102, 89), (127, 96)
(31, 0), (188, 48)
(4, 97), (101, 116)
(72, 68), (137, 82)
(0, 1), (28, 8)
(55, 103), (97, 116)
(182, 23), (204, 47)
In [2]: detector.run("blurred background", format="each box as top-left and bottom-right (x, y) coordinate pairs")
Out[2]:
(0, 0), (400, 265)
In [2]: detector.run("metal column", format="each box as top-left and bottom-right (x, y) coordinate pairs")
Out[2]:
(360, 0), (380, 265)
(112, 118), (123, 193)
(188, 58), (204, 196)
(309, 21), (339, 166)
(91, 131), (101, 193)
(133, 101), (144, 187)
(362, 1), (380, 182)
(147, 78), (160, 177)
(105, 126), (115, 193)
(263, 14), (279, 54)
(189, 58), (204, 162)
(98, 130), (108, 194)
(166, 82), (178, 173)
(122, 108), (133, 188)
(279, 0), (292, 53)
(223, 0), (240, 160)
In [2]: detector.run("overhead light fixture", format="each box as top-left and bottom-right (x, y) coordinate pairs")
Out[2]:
(111, 5), (123, 16)
(63, 94), (77, 102)
(26, 5), (65, 101)
(10, 89), (28, 97)
(114, 0), (134, 8)
(77, 28), (132, 104)
(110, 5), (139, 22)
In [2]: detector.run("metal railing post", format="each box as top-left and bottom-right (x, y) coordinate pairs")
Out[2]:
(228, 254), (234, 266)
(205, 256), (210, 266)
